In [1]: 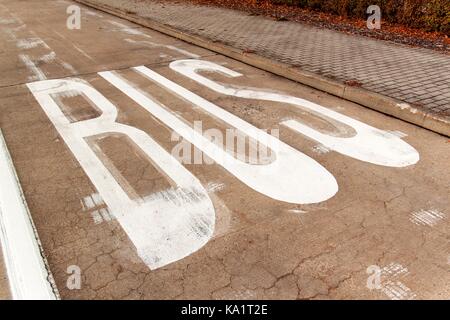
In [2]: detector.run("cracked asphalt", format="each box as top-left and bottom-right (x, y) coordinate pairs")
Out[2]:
(0, 0), (449, 300)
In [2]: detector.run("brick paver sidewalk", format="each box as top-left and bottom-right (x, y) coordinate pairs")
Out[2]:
(88, 0), (450, 119)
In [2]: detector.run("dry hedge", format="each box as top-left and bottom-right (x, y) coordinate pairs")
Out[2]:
(269, 0), (450, 34)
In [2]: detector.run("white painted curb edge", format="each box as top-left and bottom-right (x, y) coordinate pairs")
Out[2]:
(0, 130), (59, 300)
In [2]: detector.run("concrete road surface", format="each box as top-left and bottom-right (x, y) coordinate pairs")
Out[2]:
(0, 0), (448, 299)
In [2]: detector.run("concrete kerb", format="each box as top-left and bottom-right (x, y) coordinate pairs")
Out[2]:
(74, 0), (450, 137)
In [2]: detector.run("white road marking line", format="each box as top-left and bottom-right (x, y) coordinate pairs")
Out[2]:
(312, 144), (330, 154)
(90, 193), (104, 207)
(125, 38), (200, 59)
(108, 20), (152, 38)
(4, 19), (78, 80)
(84, 9), (103, 18)
(381, 262), (409, 278)
(16, 38), (45, 49)
(60, 61), (77, 74)
(91, 210), (103, 225)
(288, 209), (307, 214)
(373, 262), (417, 300)
(39, 51), (56, 63)
(52, 30), (95, 62)
(72, 44), (95, 62)
(81, 193), (115, 225)
(36, 51), (77, 75)
(397, 103), (419, 114)
(18, 54), (46, 81)
(410, 209), (446, 227)
(99, 208), (113, 222)
(0, 17), (15, 24)
(381, 280), (417, 300)
(0, 130), (58, 300)
(387, 130), (408, 138)
(82, 194), (96, 210)
(27, 31), (52, 50)
(206, 182), (226, 193)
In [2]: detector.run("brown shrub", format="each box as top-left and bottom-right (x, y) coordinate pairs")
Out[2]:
(269, 0), (450, 34)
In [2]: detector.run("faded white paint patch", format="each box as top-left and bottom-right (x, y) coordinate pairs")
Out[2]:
(387, 130), (408, 138)
(18, 54), (46, 81)
(60, 61), (77, 74)
(91, 193), (103, 207)
(380, 262), (409, 278)
(108, 20), (152, 38)
(3, 28), (17, 40)
(410, 209), (446, 227)
(125, 187), (215, 268)
(206, 182), (226, 193)
(312, 144), (330, 154)
(91, 210), (103, 225)
(81, 193), (104, 210)
(81, 195), (96, 210)
(209, 193), (231, 239)
(397, 103), (411, 110)
(397, 103), (418, 114)
(39, 52), (56, 63)
(288, 209), (307, 214)
(381, 280), (417, 300)
(16, 38), (45, 49)
(8, 23), (75, 80)
(160, 45), (200, 59)
(99, 208), (113, 221)
(72, 44), (95, 62)
(85, 10), (103, 18)
(377, 263), (417, 300)
(27, 32), (51, 49)
(124, 38), (200, 59)
(0, 17), (15, 24)
(81, 193), (115, 225)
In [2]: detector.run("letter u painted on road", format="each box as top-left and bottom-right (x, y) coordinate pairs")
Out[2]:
(27, 79), (215, 270)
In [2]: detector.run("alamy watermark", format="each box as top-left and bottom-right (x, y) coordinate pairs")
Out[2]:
(66, 5), (81, 30)
(170, 121), (279, 166)
(366, 265), (382, 290)
(367, 5), (381, 30)
(66, 265), (81, 290)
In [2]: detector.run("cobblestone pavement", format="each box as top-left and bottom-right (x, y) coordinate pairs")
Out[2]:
(89, 0), (450, 120)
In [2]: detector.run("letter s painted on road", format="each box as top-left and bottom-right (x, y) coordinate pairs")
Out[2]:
(170, 60), (419, 168)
